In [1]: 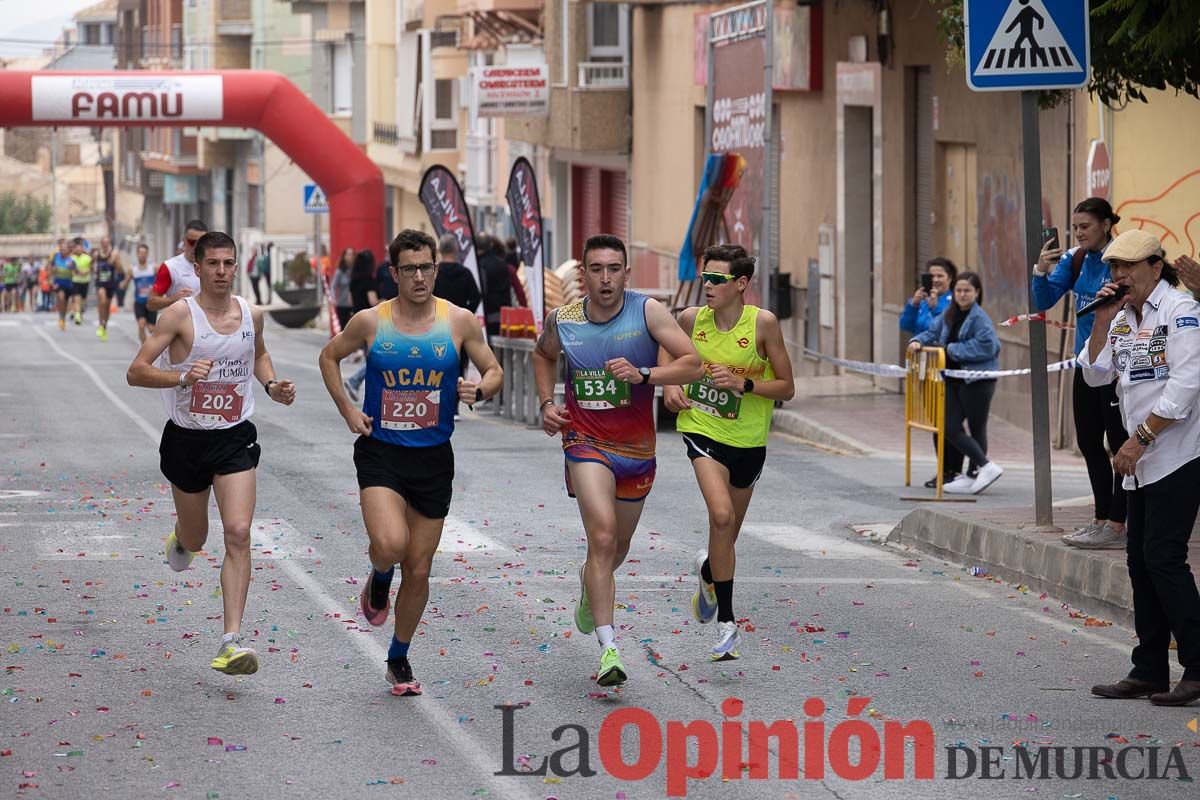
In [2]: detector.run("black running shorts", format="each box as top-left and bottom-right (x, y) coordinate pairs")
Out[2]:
(159, 420), (260, 494)
(354, 436), (454, 520)
(133, 301), (157, 324)
(682, 432), (766, 489)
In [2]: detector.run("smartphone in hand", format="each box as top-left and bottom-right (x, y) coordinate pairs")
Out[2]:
(920, 272), (933, 293)
(1042, 227), (1060, 248)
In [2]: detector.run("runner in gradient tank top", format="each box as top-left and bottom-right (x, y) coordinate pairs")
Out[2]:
(126, 231), (297, 676)
(319, 229), (503, 697)
(662, 245), (795, 663)
(534, 233), (703, 687)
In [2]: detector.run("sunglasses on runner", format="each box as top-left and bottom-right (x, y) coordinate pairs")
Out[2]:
(396, 262), (436, 277)
(185, 237), (201, 246)
(701, 271), (735, 286)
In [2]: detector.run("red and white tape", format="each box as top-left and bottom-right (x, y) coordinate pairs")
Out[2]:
(999, 311), (1075, 331)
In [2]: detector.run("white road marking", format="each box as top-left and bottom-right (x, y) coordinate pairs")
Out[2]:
(249, 517), (321, 560)
(33, 325), (160, 442)
(0, 489), (44, 499)
(276, 557), (540, 800)
(742, 524), (894, 561)
(439, 516), (506, 552)
(0, 320), (19, 327)
(37, 332), (537, 800)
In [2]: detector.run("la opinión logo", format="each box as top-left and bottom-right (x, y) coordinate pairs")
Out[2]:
(495, 696), (936, 797)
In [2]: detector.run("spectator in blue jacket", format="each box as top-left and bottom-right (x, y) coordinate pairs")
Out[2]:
(908, 272), (1004, 495)
(900, 257), (958, 336)
(1032, 198), (1126, 549)
(901, 258), (964, 487)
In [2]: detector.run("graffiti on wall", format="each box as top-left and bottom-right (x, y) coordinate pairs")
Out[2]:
(977, 172), (1028, 327)
(1115, 170), (1200, 258)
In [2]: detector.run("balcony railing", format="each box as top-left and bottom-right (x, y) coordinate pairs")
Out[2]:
(372, 122), (399, 147)
(217, 0), (253, 35)
(219, 0), (251, 21)
(577, 62), (628, 90)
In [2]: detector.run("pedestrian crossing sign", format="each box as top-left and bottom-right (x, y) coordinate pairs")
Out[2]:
(965, 0), (1089, 91)
(303, 183), (329, 214)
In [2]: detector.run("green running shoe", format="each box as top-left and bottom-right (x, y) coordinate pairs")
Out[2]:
(574, 565), (595, 634)
(597, 646), (627, 687)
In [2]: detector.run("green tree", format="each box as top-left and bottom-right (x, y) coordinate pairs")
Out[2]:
(932, 0), (1200, 106)
(0, 191), (53, 235)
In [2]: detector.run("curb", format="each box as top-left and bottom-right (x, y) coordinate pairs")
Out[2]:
(888, 507), (1133, 626)
(770, 409), (875, 456)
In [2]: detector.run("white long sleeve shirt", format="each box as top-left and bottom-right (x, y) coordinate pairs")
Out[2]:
(1079, 279), (1200, 488)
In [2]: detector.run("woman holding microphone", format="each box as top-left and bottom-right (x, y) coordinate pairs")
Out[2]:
(1081, 230), (1200, 707)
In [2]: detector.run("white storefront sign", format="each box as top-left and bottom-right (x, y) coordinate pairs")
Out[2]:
(31, 75), (224, 122)
(471, 66), (549, 118)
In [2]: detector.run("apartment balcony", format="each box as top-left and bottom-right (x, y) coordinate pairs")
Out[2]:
(217, 0), (253, 36)
(507, 66), (629, 154)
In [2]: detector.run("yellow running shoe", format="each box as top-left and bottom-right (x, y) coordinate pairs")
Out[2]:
(597, 645), (626, 687)
(211, 639), (259, 675)
(97, 326), (107, 341)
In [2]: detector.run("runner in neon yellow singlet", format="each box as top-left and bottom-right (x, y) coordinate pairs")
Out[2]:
(662, 245), (795, 662)
(70, 238), (92, 325)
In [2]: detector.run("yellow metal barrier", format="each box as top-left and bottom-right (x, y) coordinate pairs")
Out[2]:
(905, 347), (946, 499)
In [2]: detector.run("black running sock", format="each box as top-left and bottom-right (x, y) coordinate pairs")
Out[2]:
(371, 566), (394, 608)
(701, 558), (714, 585)
(714, 579), (735, 623)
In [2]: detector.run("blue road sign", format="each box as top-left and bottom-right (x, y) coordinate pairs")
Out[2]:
(965, 0), (1089, 91)
(303, 183), (329, 214)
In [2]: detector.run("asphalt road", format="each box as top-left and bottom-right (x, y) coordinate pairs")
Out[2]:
(2, 310), (1198, 800)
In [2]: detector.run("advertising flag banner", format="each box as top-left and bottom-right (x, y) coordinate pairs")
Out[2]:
(505, 157), (545, 331)
(708, 0), (772, 304)
(419, 165), (484, 319)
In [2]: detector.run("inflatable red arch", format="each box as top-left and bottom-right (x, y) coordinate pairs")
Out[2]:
(0, 70), (384, 259)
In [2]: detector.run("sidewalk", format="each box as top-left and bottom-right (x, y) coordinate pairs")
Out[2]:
(771, 374), (1087, 471)
(772, 375), (1200, 625)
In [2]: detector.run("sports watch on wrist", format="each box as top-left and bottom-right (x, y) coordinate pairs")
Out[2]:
(743, 378), (755, 395)
(638, 367), (652, 384)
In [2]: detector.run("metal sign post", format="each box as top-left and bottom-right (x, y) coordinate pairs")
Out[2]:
(964, 0), (1090, 529)
(1022, 91), (1055, 528)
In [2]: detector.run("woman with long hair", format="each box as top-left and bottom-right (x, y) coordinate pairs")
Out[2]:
(908, 272), (1004, 495)
(343, 250), (380, 401)
(332, 247), (356, 331)
(1033, 198), (1127, 548)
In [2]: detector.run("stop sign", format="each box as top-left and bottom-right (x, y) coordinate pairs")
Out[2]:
(1087, 140), (1111, 200)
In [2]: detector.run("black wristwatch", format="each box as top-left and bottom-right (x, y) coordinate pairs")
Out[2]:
(742, 378), (754, 395)
(475, 388), (484, 403)
(638, 367), (652, 384)
(263, 379), (278, 395)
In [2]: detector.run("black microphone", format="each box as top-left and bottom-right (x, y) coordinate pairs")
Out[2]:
(1077, 285), (1128, 317)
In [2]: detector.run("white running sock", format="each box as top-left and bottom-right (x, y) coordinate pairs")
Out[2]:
(596, 625), (615, 649)
(221, 632), (240, 649)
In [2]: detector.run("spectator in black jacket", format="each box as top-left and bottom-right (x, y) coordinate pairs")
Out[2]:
(433, 234), (481, 312)
(477, 234), (512, 337)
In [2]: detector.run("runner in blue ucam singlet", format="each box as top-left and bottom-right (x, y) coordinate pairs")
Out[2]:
(319, 229), (503, 699)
